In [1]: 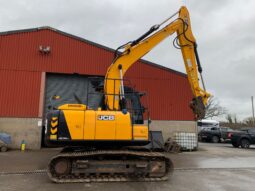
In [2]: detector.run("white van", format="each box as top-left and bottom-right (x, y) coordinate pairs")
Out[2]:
(197, 119), (219, 132)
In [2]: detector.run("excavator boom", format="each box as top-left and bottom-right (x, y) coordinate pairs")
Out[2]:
(104, 6), (210, 119)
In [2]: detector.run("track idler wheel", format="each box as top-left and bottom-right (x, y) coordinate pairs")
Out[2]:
(52, 158), (71, 176)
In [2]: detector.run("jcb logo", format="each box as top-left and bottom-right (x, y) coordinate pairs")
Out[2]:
(98, 115), (115, 121)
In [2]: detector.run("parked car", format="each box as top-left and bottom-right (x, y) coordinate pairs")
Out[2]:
(231, 128), (255, 148)
(198, 127), (235, 143)
(197, 119), (219, 132)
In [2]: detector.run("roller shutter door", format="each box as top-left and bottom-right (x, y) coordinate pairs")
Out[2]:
(44, 73), (103, 117)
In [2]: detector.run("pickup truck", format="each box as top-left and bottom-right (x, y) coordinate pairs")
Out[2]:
(231, 128), (255, 148)
(198, 127), (234, 143)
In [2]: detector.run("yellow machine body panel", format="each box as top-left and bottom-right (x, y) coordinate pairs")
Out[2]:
(94, 111), (134, 140)
(115, 112), (132, 140)
(57, 104), (146, 141)
(58, 104), (86, 140)
(83, 110), (96, 140)
(95, 111), (116, 140)
(62, 110), (85, 140)
(58, 104), (86, 110)
(133, 125), (149, 140)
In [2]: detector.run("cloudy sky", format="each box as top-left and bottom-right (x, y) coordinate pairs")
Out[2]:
(0, 0), (254, 121)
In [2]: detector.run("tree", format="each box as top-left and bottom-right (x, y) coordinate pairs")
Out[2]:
(234, 114), (238, 124)
(243, 117), (255, 127)
(205, 96), (227, 119)
(226, 113), (233, 124)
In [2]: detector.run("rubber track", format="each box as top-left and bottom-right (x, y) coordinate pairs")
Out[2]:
(48, 150), (173, 183)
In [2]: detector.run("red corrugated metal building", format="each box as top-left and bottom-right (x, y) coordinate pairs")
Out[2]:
(0, 26), (194, 120)
(0, 27), (196, 149)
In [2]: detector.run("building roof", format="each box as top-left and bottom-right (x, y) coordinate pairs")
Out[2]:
(0, 26), (187, 77)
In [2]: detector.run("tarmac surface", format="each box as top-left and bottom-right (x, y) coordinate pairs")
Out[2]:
(0, 143), (255, 191)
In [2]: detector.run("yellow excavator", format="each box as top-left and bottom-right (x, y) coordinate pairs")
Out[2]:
(46, 6), (210, 183)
